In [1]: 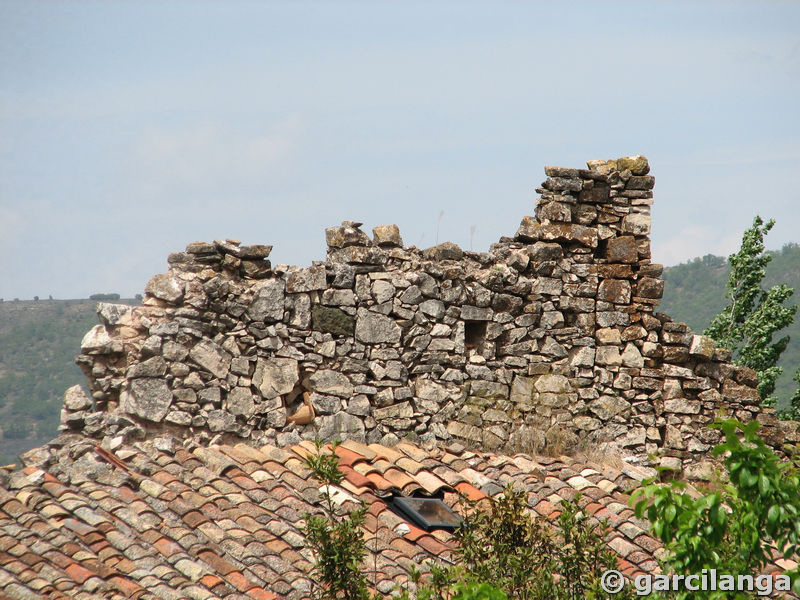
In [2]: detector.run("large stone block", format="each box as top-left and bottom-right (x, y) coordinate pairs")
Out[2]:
(372, 224), (403, 247)
(145, 273), (185, 303)
(247, 279), (285, 322)
(253, 357), (299, 399)
(307, 369), (354, 397)
(189, 340), (231, 379)
(122, 378), (173, 422)
(312, 305), (355, 337)
(606, 236), (638, 263)
(286, 265), (327, 293)
(355, 308), (401, 344)
(597, 279), (632, 304)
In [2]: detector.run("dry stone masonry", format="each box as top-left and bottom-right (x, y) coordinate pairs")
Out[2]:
(59, 156), (796, 477)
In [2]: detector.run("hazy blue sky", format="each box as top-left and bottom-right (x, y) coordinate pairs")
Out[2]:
(2, 1), (799, 299)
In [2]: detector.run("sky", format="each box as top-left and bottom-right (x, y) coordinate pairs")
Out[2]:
(1, 1), (799, 300)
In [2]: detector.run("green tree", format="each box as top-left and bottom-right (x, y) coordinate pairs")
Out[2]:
(303, 440), (375, 600)
(632, 419), (800, 599)
(704, 216), (797, 406)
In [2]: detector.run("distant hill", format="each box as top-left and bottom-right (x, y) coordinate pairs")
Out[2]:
(659, 243), (800, 409)
(0, 298), (138, 465)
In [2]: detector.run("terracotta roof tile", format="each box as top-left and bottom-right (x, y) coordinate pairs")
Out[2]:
(5, 436), (763, 599)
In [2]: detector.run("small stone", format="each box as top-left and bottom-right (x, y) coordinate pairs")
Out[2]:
(96, 303), (133, 326)
(689, 335), (716, 359)
(207, 410), (236, 433)
(64, 385), (93, 411)
(127, 356), (167, 378)
(590, 395), (631, 420)
(621, 343), (644, 368)
(419, 299), (445, 319)
(615, 155), (650, 175)
(326, 222), (371, 248)
(423, 241), (463, 261)
(621, 213), (651, 236)
(372, 224), (403, 247)
(145, 273), (184, 303)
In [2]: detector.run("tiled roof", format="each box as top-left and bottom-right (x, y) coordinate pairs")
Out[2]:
(0, 436), (729, 599)
(0, 435), (667, 599)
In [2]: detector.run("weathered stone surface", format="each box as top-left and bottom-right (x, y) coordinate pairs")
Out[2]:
(423, 242), (463, 261)
(253, 358), (299, 399)
(597, 279), (631, 304)
(145, 273), (185, 303)
(596, 346), (622, 366)
(529, 242), (563, 261)
(689, 335), (716, 359)
(590, 395), (631, 420)
(355, 308), (401, 344)
(308, 370), (354, 397)
(621, 343), (644, 368)
(81, 325), (122, 354)
(247, 279), (285, 322)
(97, 303), (133, 326)
(461, 306), (492, 321)
(621, 213), (651, 236)
(326, 222), (371, 248)
(616, 155), (650, 175)
(64, 385), (92, 411)
(373, 402), (413, 420)
(189, 340), (231, 379)
(286, 265), (327, 293)
(606, 236), (638, 263)
(637, 277), (664, 299)
(127, 356), (167, 378)
(534, 374), (571, 394)
(207, 410), (236, 432)
(538, 201), (572, 222)
(122, 378), (173, 422)
(419, 299), (445, 319)
(227, 386), (256, 417)
(372, 224), (403, 247)
(312, 305), (355, 336)
(517, 219), (597, 248)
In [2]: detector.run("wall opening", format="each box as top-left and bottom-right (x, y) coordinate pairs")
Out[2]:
(464, 321), (487, 352)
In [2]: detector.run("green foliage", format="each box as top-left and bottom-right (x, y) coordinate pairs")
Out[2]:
(403, 486), (633, 600)
(703, 217), (797, 404)
(0, 300), (107, 462)
(660, 242), (800, 410)
(303, 440), (375, 600)
(632, 419), (800, 599)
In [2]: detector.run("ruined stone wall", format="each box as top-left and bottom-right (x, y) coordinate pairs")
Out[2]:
(60, 156), (792, 476)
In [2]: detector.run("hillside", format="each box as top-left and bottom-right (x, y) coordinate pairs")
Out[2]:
(660, 243), (800, 409)
(0, 299), (137, 465)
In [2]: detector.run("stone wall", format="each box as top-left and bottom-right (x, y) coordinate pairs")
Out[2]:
(60, 156), (793, 476)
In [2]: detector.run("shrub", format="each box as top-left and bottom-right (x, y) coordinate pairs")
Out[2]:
(632, 419), (800, 599)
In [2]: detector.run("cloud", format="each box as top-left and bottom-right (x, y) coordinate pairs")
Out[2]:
(124, 113), (307, 199)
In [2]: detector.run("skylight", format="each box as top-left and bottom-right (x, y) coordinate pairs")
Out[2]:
(392, 497), (463, 532)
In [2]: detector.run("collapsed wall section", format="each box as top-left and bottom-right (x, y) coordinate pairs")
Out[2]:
(59, 156), (791, 476)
